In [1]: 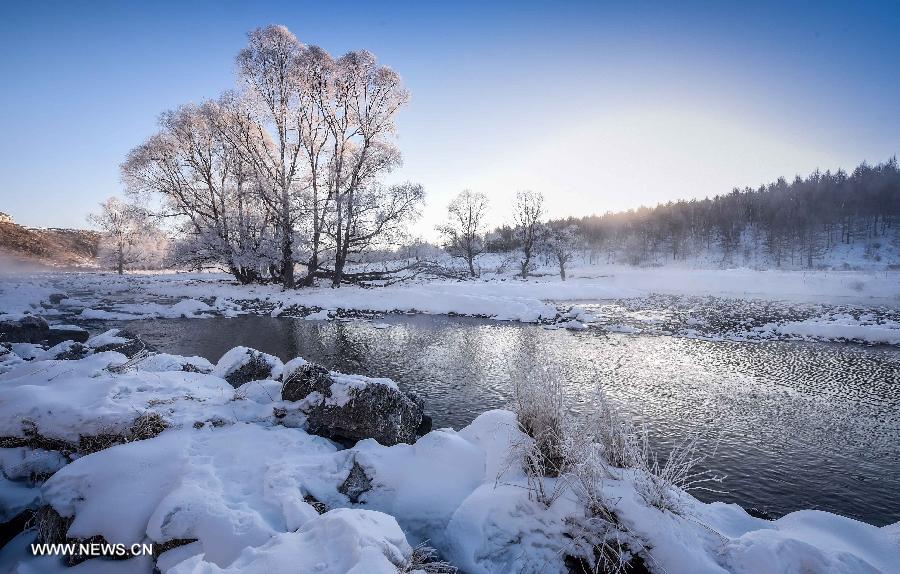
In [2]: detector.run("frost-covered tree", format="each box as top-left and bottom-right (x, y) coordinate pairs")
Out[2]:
(122, 102), (276, 283)
(231, 30), (413, 288)
(326, 181), (424, 278)
(236, 25), (305, 288)
(123, 25), (420, 286)
(292, 46), (335, 286)
(513, 190), (545, 278)
(321, 51), (412, 287)
(88, 198), (151, 274)
(544, 224), (579, 280)
(438, 190), (489, 277)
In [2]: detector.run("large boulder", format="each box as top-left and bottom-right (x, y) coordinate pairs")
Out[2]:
(47, 341), (91, 361)
(281, 362), (333, 401)
(47, 293), (68, 305)
(43, 325), (90, 346)
(87, 329), (156, 357)
(0, 316), (49, 344)
(213, 346), (283, 386)
(282, 361), (426, 446)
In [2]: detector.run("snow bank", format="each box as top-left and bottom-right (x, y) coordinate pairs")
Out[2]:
(168, 509), (412, 574)
(0, 352), (262, 444)
(760, 315), (900, 345)
(79, 299), (214, 321)
(370, 411), (900, 574)
(1, 347), (899, 573)
(43, 424), (340, 565)
(0, 279), (62, 321)
(5, 268), (900, 333)
(722, 510), (899, 573)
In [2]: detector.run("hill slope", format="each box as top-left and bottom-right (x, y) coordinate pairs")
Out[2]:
(0, 222), (99, 269)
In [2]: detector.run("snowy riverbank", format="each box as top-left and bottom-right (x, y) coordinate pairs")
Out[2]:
(2, 267), (900, 346)
(1, 338), (899, 574)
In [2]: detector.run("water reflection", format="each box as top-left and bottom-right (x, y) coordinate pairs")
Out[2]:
(120, 314), (900, 526)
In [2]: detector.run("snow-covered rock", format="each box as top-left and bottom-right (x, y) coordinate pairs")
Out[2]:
(134, 353), (214, 374)
(45, 340), (91, 360)
(212, 346), (283, 385)
(86, 328), (155, 356)
(760, 315), (900, 345)
(0, 316), (50, 344)
(282, 361), (426, 446)
(85, 329), (130, 349)
(0, 353), (243, 448)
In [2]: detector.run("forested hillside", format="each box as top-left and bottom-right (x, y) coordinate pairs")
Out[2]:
(491, 158), (899, 269)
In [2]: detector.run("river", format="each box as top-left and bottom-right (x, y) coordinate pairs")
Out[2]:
(114, 303), (900, 527)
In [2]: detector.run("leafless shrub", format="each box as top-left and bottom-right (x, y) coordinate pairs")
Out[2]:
(129, 411), (168, 440)
(564, 516), (650, 574)
(511, 364), (569, 505)
(398, 542), (458, 573)
(629, 429), (725, 514)
(514, 365), (566, 476)
(589, 391), (639, 471)
(560, 419), (651, 574)
(509, 364), (724, 571)
(588, 383), (725, 516)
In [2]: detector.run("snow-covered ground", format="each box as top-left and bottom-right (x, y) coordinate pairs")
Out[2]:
(1, 345), (898, 573)
(2, 265), (899, 571)
(3, 263), (899, 346)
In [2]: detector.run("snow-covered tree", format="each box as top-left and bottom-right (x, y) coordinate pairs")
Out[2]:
(438, 190), (489, 277)
(87, 198), (154, 274)
(122, 102), (277, 283)
(122, 25), (420, 287)
(543, 224), (579, 280)
(513, 190), (545, 278)
(235, 25), (306, 288)
(327, 181), (424, 276)
(322, 51), (412, 287)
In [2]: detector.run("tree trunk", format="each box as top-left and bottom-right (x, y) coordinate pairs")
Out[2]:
(333, 258), (344, 288)
(302, 250), (318, 287)
(117, 242), (124, 275)
(280, 186), (294, 289)
(332, 198), (343, 289)
(520, 247), (532, 279)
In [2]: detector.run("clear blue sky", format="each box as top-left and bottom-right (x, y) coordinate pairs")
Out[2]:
(1, 0), (898, 238)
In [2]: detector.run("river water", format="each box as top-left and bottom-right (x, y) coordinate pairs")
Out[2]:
(118, 308), (900, 527)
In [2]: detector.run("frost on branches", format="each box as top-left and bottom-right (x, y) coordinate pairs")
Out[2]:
(88, 198), (168, 274)
(122, 25), (423, 287)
